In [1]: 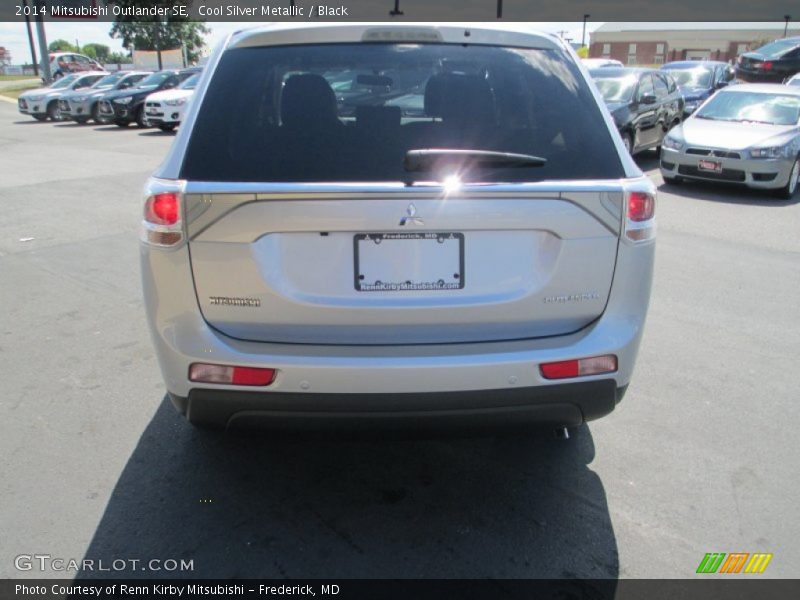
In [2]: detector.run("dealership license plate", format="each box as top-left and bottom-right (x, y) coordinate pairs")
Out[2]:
(147, 108), (159, 115)
(354, 232), (464, 292)
(698, 159), (723, 173)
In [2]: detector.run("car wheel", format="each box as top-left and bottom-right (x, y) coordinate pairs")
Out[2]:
(46, 101), (61, 121)
(135, 107), (149, 128)
(114, 120), (129, 128)
(158, 124), (176, 132)
(775, 158), (800, 200)
(32, 115), (48, 122)
(90, 103), (102, 123)
(622, 133), (633, 155)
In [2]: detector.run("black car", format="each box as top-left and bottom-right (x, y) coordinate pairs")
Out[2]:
(589, 68), (684, 155)
(98, 68), (201, 127)
(660, 61), (735, 116)
(736, 36), (800, 83)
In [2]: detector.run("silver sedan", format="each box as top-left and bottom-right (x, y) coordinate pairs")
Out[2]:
(660, 84), (800, 199)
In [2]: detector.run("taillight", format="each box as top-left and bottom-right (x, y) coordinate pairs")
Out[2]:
(540, 355), (617, 380)
(761, 61), (773, 71)
(628, 191), (655, 222)
(189, 363), (277, 386)
(624, 189), (656, 242)
(141, 187), (183, 247)
(145, 192), (179, 225)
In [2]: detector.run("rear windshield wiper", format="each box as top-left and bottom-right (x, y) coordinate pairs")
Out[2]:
(404, 148), (547, 172)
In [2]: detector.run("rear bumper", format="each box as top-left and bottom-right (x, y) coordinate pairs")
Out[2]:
(734, 69), (786, 84)
(172, 380), (627, 431)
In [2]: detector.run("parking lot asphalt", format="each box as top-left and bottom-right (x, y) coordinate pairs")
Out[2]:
(1, 102), (799, 580)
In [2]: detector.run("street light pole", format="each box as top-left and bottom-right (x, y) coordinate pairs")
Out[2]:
(22, 0), (39, 76)
(497, 0), (503, 19)
(784, 15), (791, 38)
(582, 14), (590, 48)
(34, 0), (51, 83)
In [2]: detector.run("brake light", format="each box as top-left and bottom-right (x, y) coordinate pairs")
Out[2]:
(761, 61), (773, 71)
(189, 363), (277, 386)
(141, 188), (183, 247)
(144, 192), (179, 225)
(628, 191), (655, 222)
(540, 355), (617, 380)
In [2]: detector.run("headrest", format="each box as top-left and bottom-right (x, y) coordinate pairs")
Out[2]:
(281, 73), (339, 128)
(424, 73), (496, 123)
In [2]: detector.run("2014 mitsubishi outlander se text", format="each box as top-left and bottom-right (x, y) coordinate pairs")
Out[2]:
(140, 24), (656, 431)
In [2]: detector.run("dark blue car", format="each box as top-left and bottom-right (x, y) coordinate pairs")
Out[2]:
(660, 61), (735, 117)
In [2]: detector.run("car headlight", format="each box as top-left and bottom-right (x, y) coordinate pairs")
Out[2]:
(750, 144), (793, 159)
(164, 98), (187, 107)
(662, 134), (684, 151)
(114, 97), (134, 105)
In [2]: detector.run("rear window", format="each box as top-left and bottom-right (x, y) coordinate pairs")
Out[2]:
(181, 43), (624, 183)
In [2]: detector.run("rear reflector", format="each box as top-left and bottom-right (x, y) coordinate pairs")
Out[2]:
(540, 355), (617, 380)
(628, 191), (655, 222)
(189, 363), (277, 386)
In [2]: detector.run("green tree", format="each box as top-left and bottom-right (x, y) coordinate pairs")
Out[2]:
(82, 43), (111, 62)
(49, 39), (78, 53)
(107, 51), (133, 65)
(110, 1), (208, 64)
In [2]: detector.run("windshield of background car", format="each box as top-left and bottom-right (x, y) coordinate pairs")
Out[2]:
(50, 75), (78, 89)
(93, 72), (126, 87)
(695, 91), (800, 125)
(664, 68), (712, 88)
(182, 43), (624, 183)
(753, 39), (799, 58)
(136, 72), (170, 89)
(591, 74), (638, 103)
(179, 74), (200, 90)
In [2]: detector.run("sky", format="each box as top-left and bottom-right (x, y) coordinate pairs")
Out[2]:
(0, 21), (600, 65)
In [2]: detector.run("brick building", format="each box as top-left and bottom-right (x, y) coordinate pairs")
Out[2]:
(589, 22), (800, 66)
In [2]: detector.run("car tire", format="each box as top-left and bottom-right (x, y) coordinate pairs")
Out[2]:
(622, 133), (633, 156)
(90, 103), (102, 124)
(114, 120), (129, 128)
(135, 107), (148, 128)
(775, 157), (800, 200)
(158, 124), (177, 132)
(32, 115), (48, 122)
(46, 101), (61, 121)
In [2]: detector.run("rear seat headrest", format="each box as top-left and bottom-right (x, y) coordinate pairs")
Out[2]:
(281, 73), (339, 129)
(424, 73), (496, 122)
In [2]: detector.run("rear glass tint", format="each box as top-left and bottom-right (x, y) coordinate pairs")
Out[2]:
(181, 43), (624, 183)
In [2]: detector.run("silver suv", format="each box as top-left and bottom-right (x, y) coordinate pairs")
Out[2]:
(141, 24), (656, 431)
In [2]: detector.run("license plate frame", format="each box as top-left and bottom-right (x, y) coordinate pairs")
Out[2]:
(353, 232), (465, 292)
(698, 159), (723, 173)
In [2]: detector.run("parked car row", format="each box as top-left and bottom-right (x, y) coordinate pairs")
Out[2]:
(17, 67), (202, 131)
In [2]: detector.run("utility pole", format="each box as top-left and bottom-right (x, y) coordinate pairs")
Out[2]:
(582, 14), (591, 48)
(22, 0), (39, 76)
(389, 0), (403, 16)
(496, 0), (503, 19)
(34, 0), (51, 83)
(784, 15), (791, 38)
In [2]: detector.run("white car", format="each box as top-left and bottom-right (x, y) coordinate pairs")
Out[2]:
(582, 58), (624, 69)
(18, 71), (107, 121)
(143, 72), (201, 132)
(785, 72), (800, 87)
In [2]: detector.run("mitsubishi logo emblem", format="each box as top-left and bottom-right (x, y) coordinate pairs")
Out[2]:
(399, 203), (424, 226)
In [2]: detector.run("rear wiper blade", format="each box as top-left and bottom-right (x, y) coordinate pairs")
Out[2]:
(404, 148), (547, 172)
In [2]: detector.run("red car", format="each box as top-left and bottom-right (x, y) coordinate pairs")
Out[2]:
(49, 52), (104, 80)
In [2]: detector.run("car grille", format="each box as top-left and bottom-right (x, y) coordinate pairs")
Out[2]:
(685, 148), (742, 159)
(678, 165), (746, 182)
(145, 101), (164, 118)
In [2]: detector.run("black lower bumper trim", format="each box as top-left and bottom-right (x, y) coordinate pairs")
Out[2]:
(172, 379), (623, 432)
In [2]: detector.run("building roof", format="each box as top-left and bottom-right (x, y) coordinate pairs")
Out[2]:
(595, 22), (796, 33)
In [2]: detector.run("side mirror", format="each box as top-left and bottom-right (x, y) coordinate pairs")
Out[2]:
(640, 92), (657, 105)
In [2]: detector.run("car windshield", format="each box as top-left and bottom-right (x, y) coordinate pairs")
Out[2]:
(182, 43), (624, 183)
(591, 75), (638, 102)
(787, 76), (800, 87)
(753, 39), (799, 58)
(136, 72), (170, 88)
(50, 74), (78, 89)
(663, 68), (712, 89)
(92, 72), (126, 87)
(695, 91), (800, 125)
(180, 74), (200, 90)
